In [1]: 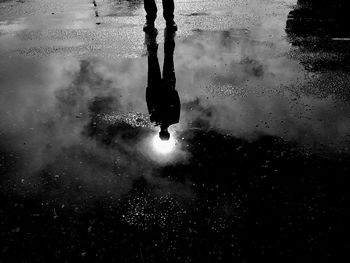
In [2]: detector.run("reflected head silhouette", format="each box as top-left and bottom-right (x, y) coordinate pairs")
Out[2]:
(145, 29), (180, 141)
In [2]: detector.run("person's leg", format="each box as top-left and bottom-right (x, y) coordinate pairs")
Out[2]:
(147, 44), (161, 90)
(162, 0), (175, 23)
(162, 0), (177, 31)
(162, 0), (174, 23)
(162, 31), (176, 89)
(161, 31), (180, 127)
(144, 0), (157, 23)
(146, 34), (162, 124)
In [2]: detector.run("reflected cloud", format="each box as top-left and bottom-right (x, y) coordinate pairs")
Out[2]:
(0, 54), (187, 203)
(1, 3), (350, 205)
(175, 29), (350, 151)
(1, 24), (350, 200)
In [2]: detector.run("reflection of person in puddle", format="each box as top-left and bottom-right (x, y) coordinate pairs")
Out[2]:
(143, 0), (177, 33)
(145, 30), (180, 141)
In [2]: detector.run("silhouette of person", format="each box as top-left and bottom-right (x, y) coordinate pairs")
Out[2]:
(143, 0), (177, 33)
(145, 30), (180, 140)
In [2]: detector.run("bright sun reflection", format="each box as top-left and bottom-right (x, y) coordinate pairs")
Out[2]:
(152, 134), (176, 154)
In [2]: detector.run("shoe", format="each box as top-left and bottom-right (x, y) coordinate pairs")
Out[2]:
(166, 21), (177, 32)
(143, 21), (157, 34)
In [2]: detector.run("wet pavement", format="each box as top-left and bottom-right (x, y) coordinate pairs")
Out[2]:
(1, 0), (350, 262)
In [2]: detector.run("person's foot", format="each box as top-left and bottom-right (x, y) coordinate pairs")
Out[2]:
(166, 21), (177, 32)
(143, 21), (157, 34)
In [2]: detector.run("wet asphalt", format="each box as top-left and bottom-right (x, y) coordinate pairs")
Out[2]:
(1, 0), (350, 262)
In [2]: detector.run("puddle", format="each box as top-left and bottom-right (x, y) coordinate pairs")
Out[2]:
(1, 1), (350, 261)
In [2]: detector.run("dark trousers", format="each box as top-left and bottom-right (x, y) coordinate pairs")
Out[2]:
(144, 0), (175, 23)
(147, 37), (175, 93)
